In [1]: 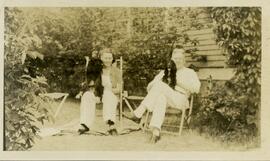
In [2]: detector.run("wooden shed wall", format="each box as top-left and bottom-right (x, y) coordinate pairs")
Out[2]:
(184, 14), (234, 82)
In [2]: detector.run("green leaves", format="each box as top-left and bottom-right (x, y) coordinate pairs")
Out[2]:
(246, 114), (257, 126)
(4, 8), (53, 151)
(21, 7), (205, 96)
(193, 7), (261, 143)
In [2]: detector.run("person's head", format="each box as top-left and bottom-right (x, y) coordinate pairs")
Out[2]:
(99, 48), (114, 68)
(171, 48), (186, 69)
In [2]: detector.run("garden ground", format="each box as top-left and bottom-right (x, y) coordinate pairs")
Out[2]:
(31, 99), (258, 151)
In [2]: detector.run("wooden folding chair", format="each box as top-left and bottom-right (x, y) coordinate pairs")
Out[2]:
(142, 94), (194, 136)
(114, 57), (124, 129)
(116, 57), (145, 129)
(116, 57), (194, 135)
(39, 92), (69, 119)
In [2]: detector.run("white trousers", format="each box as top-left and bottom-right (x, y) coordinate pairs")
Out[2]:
(80, 89), (118, 128)
(134, 81), (189, 129)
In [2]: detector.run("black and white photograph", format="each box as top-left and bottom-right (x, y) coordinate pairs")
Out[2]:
(1, 0), (270, 160)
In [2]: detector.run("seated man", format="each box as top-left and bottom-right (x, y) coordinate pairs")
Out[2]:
(125, 48), (201, 143)
(77, 48), (121, 135)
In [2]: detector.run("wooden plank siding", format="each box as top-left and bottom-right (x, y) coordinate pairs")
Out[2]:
(186, 44), (220, 51)
(187, 49), (223, 56)
(186, 55), (226, 61)
(183, 14), (234, 82)
(197, 68), (235, 80)
(163, 14), (234, 120)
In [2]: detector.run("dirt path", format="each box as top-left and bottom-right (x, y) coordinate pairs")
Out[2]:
(31, 100), (254, 151)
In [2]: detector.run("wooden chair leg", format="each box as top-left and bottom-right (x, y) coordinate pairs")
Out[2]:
(187, 95), (194, 124)
(143, 111), (150, 132)
(178, 109), (186, 136)
(54, 94), (69, 119)
(119, 98), (123, 130)
(123, 97), (134, 113)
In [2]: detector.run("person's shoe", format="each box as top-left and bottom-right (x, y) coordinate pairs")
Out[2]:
(78, 124), (90, 135)
(106, 120), (118, 136)
(123, 112), (141, 124)
(149, 134), (161, 144)
(108, 128), (118, 136)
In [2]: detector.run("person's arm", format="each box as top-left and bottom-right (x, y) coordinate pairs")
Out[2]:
(75, 80), (88, 99)
(75, 91), (83, 99)
(177, 70), (201, 94)
(76, 56), (90, 99)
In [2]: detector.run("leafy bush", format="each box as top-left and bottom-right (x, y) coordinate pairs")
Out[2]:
(123, 34), (194, 95)
(191, 7), (261, 143)
(4, 8), (52, 150)
(192, 80), (258, 142)
(18, 8), (206, 96)
(122, 8), (206, 95)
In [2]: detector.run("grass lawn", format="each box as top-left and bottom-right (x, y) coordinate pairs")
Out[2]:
(31, 99), (259, 151)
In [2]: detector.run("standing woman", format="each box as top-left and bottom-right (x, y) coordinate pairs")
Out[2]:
(78, 48), (121, 135)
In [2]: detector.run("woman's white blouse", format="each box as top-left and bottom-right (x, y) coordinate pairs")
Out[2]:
(102, 74), (112, 90)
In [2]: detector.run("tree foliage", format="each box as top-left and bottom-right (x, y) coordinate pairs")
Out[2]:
(4, 8), (53, 150)
(192, 7), (261, 142)
(122, 8), (207, 95)
(15, 7), (206, 96)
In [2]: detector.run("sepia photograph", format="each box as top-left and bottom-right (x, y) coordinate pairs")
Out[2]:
(1, 0), (270, 160)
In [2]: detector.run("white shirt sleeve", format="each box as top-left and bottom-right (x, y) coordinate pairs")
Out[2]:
(177, 69), (201, 94)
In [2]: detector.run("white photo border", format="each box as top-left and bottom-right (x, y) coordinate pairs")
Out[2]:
(0, 0), (270, 160)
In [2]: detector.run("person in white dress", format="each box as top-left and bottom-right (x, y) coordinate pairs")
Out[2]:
(124, 48), (201, 143)
(78, 48), (121, 135)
